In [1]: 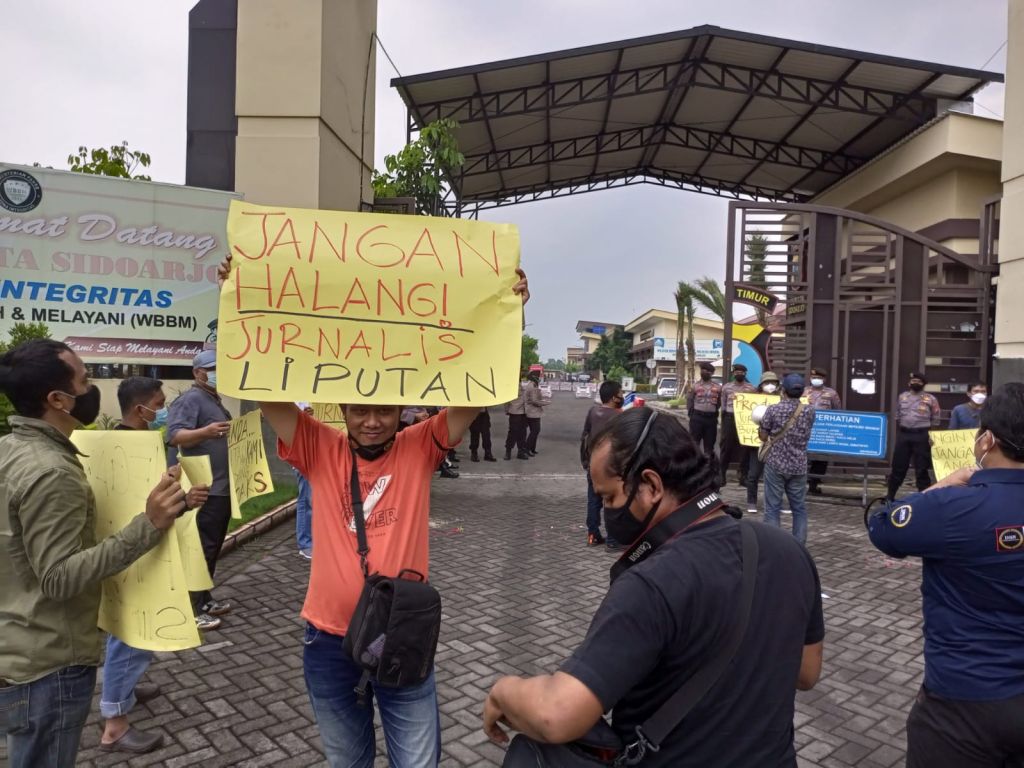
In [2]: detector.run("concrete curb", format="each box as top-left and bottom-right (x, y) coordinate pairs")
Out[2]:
(220, 498), (297, 556)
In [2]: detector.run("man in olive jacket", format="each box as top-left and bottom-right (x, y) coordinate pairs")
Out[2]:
(0, 340), (185, 768)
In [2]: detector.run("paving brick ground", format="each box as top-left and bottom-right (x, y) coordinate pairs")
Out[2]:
(55, 394), (926, 766)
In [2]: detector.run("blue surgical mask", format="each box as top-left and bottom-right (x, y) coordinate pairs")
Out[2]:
(205, 371), (217, 390)
(144, 406), (168, 430)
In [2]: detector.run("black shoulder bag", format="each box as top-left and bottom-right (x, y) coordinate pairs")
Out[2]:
(502, 510), (760, 768)
(342, 451), (443, 704)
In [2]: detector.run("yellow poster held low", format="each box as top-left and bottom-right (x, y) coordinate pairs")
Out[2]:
(227, 409), (275, 519)
(217, 200), (523, 406)
(71, 430), (201, 652)
(930, 429), (976, 481)
(734, 393), (781, 447)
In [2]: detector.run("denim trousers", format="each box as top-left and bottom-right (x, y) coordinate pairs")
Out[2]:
(585, 472), (603, 535)
(295, 469), (312, 551)
(763, 464), (809, 545)
(302, 623), (440, 768)
(100, 635), (154, 718)
(0, 664), (97, 768)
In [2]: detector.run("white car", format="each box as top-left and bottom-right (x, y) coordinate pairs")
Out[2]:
(574, 384), (592, 399)
(539, 383), (552, 400)
(656, 378), (678, 398)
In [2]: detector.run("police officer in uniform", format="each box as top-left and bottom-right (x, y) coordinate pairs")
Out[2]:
(887, 372), (940, 500)
(867, 382), (1024, 768)
(719, 364), (757, 487)
(687, 361), (722, 464)
(804, 367), (842, 494)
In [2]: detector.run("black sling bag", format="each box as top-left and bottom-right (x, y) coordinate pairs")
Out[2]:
(342, 450), (442, 704)
(503, 498), (760, 768)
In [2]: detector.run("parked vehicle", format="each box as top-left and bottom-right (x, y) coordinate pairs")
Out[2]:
(656, 377), (678, 398)
(574, 384), (593, 399)
(539, 383), (552, 400)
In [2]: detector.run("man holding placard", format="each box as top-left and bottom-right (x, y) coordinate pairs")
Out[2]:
(214, 203), (529, 767)
(94, 376), (212, 754)
(167, 349), (234, 630)
(0, 341), (186, 768)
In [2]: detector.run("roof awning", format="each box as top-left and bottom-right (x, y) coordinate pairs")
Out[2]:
(392, 25), (1002, 213)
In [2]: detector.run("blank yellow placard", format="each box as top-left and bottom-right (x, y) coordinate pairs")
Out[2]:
(217, 200), (523, 405)
(227, 409), (275, 519)
(71, 430), (201, 652)
(930, 429), (976, 481)
(175, 509), (213, 592)
(179, 455), (213, 489)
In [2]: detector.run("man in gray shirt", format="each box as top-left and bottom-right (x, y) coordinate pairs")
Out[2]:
(167, 349), (233, 630)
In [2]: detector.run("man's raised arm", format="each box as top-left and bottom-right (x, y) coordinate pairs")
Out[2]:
(259, 402), (300, 448)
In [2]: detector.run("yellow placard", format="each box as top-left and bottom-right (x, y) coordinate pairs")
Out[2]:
(178, 455), (213, 489)
(71, 430), (201, 652)
(312, 402), (347, 431)
(217, 200), (523, 405)
(227, 409), (275, 519)
(175, 509), (213, 592)
(734, 393), (781, 447)
(930, 429), (976, 481)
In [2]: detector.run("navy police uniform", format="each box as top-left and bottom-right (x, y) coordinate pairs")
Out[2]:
(867, 470), (1024, 767)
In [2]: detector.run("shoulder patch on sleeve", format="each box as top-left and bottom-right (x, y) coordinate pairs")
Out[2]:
(890, 504), (913, 528)
(996, 526), (1024, 552)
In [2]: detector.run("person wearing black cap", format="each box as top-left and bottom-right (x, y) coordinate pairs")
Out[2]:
(804, 367), (842, 495)
(686, 361), (722, 464)
(887, 372), (941, 501)
(166, 348), (234, 630)
(719, 363), (757, 487)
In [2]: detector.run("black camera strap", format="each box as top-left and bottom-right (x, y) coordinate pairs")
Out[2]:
(349, 449), (369, 578)
(615, 520), (759, 767)
(610, 490), (724, 583)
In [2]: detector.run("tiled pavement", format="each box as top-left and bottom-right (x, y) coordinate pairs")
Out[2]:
(63, 394), (924, 767)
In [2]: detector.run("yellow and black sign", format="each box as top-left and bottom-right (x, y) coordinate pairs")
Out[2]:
(733, 283), (779, 313)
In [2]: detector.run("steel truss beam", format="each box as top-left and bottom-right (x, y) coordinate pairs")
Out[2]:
(458, 122), (861, 180)
(411, 57), (933, 127)
(448, 168), (802, 215)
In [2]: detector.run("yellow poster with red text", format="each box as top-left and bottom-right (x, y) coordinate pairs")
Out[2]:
(216, 201), (522, 405)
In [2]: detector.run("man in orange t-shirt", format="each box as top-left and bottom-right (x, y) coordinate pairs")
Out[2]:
(217, 256), (529, 768)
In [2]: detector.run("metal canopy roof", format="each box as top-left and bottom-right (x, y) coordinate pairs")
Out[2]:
(392, 25), (1002, 213)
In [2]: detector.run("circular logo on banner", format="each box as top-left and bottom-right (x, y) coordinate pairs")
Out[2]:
(890, 504), (913, 528)
(0, 169), (42, 213)
(998, 528), (1023, 551)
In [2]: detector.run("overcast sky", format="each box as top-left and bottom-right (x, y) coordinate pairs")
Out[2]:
(4, 0), (1008, 359)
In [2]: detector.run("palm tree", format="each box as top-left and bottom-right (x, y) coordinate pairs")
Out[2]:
(689, 276), (725, 320)
(674, 282), (698, 391)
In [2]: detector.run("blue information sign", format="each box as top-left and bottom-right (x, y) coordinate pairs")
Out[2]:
(808, 410), (888, 458)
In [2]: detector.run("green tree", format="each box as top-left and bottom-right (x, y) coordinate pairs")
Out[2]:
(606, 364), (629, 383)
(564, 361), (581, 375)
(543, 358), (566, 371)
(589, 329), (631, 378)
(372, 119), (465, 215)
(68, 141), (151, 180)
(689, 276), (725, 320)
(521, 333), (540, 373)
(0, 322), (53, 434)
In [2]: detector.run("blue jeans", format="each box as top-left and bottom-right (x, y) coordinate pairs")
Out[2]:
(586, 472), (603, 535)
(295, 469), (312, 551)
(100, 636), (153, 718)
(302, 623), (440, 767)
(763, 465), (808, 545)
(0, 664), (97, 768)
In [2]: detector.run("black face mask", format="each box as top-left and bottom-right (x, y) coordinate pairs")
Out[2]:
(603, 484), (661, 545)
(700, 372), (712, 381)
(910, 383), (924, 392)
(352, 440), (393, 462)
(64, 385), (101, 426)
(734, 374), (746, 383)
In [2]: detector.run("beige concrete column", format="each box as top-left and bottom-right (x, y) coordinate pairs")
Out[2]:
(995, 0), (1024, 383)
(234, 0), (376, 211)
